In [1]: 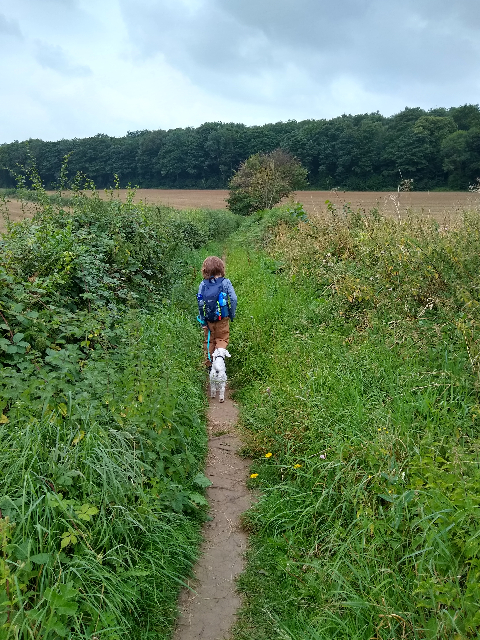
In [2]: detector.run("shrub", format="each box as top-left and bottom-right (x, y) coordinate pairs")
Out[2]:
(226, 149), (308, 216)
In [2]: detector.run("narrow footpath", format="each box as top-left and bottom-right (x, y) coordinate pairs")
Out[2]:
(173, 389), (251, 640)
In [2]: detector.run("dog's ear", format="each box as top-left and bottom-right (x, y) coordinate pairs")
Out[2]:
(212, 348), (219, 358)
(224, 350), (231, 358)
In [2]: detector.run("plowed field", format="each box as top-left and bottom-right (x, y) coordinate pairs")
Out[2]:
(1, 199), (35, 231)
(95, 189), (480, 221)
(2, 190), (479, 232)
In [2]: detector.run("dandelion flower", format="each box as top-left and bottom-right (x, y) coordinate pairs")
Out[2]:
(250, 473), (259, 479)
(265, 452), (273, 458)
(294, 464), (302, 469)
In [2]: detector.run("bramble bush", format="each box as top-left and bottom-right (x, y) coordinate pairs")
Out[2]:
(0, 173), (240, 638)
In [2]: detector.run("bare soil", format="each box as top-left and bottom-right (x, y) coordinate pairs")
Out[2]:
(95, 189), (480, 222)
(0, 199), (35, 231)
(173, 388), (251, 640)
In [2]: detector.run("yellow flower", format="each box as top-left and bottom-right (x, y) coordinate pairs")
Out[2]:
(250, 473), (259, 479)
(265, 452), (273, 458)
(0, 414), (9, 424)
(294, 464), (302, 469)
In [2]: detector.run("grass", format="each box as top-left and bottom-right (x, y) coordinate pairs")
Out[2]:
(225, 204), (480, 639)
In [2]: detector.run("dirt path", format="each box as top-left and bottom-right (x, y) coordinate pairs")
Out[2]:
(173, 389), (250, 640)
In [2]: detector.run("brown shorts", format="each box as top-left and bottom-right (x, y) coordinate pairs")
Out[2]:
(204, 318), (229, 365)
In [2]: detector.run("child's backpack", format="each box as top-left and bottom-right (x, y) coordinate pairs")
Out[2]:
(198, 277), (229, 322)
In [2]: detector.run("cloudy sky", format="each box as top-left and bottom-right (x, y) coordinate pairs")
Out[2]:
(1, 0), (479, 143)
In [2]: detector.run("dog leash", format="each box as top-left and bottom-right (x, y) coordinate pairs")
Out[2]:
(197, 315), (212, 362)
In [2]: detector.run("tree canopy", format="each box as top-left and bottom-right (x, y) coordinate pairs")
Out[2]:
(1, 104), (480, 191)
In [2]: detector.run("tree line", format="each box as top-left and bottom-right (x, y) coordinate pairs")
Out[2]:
(1, 104), (480, 191)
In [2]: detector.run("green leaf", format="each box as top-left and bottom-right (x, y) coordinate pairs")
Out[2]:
(378, 493), (395, 503)
(193, 472), (212, 488)
(30, 553), (51, 564)
(60, 532), (77, 548)
(5, 345), (18, 353)
(57, 602), (78, 616)
(60, 536), (71, 549)
(189, 492), (209, 507)
(44, 619), (68, 637)
(12, 333), (25, 343)
(75, 503), (98, 521)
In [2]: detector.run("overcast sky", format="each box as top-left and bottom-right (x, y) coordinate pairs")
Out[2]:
(1, 0), (479, 143)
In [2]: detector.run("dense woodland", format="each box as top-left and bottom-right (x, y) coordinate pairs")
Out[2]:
(1, 104), (480, 191)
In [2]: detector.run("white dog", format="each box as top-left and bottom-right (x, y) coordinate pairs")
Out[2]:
(209, 348), (231, 402)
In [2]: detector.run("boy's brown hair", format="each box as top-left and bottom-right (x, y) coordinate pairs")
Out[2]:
(202, 256), (225, 279)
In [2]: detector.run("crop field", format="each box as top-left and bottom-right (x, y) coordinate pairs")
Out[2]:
(2, 189), (479, 232)
(97, 189), (480, 222)
(0, 199), (34, 229)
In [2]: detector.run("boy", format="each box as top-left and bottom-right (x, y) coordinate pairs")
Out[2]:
(197, 256), (237, 367)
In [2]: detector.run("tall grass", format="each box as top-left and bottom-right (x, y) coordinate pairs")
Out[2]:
(227, 204), (480, 639)
(1, 309), (209, 639)
(1, 175), (241, 638)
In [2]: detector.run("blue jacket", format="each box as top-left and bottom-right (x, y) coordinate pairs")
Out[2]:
(198, 277), (237, 320)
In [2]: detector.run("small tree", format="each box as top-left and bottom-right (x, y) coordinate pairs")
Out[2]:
(226, 149), (308, 216)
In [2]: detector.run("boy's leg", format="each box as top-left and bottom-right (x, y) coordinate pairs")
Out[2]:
(212, 318), (230, 350)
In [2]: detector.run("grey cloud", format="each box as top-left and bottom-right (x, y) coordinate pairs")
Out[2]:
(119, 0), (480, 105)
(120, 1), (270, 72)
(119, 0), (314, 105)
(0, 13), (22, 38)
(34, 41), (92, 77)
(221, 0), (480, 85)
